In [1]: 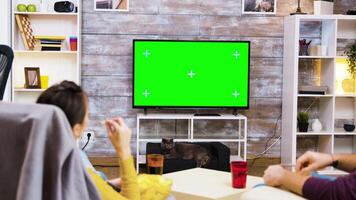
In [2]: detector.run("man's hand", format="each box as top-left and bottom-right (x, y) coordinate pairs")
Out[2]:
(264, 165), (310, 195)
(263, 165), (287, 187)
(296, 151), (333, 173)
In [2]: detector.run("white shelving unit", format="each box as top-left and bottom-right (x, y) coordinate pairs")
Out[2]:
(11, 0), (81, 103)
(282, 15), (356, 167)
(136, 113), (247, 170)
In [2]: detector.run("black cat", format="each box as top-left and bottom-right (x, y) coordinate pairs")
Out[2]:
(161, 138), (211, 167)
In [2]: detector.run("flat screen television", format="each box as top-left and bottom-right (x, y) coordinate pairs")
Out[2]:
(133, 40), (250, 109)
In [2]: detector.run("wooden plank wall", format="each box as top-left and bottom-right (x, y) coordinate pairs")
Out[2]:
(82, 0), (355, 158)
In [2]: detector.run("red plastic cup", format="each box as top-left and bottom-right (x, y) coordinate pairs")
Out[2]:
(70, 37), (77, 51)
(230, 161), (248, 188)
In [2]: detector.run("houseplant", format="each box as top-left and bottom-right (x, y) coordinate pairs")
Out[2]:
(314, 0), (334, 15)
(342, 42), (356, 92)
(346, 42), (356, 80)
(297, 112), (309, 132)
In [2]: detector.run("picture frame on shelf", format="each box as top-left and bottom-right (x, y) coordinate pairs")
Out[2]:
(242, 0), (277, 15)
(24, 67), (41, 89)
(94, 0), (129, 12)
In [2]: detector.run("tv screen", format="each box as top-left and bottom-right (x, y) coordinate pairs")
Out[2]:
(133, 40), (250, 108)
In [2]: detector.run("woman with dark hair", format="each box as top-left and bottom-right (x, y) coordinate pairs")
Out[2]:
(37, 80), (140, 200)
(37, 81), (89, 138)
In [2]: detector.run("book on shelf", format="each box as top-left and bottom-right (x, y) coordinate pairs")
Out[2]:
(33, 36), (66, 51)
(34, 36), (66, 40)
(40, 41), (62, 51)
(41, 44), (61, 51)
(298, 85), (328, 95)
(41, 47), (61, 51)
(39, 39), (62, 45)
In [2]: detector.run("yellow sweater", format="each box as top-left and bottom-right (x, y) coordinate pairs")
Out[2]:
(87, 156), (140, 200)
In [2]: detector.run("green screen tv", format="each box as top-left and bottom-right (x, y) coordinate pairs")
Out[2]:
(133, 40), (250, 109)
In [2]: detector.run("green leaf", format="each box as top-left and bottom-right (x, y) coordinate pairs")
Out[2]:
(345, 42), (356, 79)
(297, 112), (309, 123)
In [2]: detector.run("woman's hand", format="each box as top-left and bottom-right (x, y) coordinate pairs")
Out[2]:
(263, 165), (287, 187)
(104, 117), (132, 160)
(296, 151), (333, 173)
(108, 178), (122, 187)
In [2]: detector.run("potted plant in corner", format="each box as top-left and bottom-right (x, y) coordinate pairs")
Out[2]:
(346, 42), (356, 83)
(298, 112), (309, 132)
(314, 0), (334, 15)
(343, 42), (356, 93)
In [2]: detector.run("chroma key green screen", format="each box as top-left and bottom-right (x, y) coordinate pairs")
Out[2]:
(133, 40), (250, 108)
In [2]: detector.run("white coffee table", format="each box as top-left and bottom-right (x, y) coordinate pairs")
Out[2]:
(163, 168), (264, 200)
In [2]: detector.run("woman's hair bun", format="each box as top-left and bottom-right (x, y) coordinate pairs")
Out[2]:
(56, 80), (82, 93)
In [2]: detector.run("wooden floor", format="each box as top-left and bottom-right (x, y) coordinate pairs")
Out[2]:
(89, 156), (281, 179)
(247, 157), (281, 177)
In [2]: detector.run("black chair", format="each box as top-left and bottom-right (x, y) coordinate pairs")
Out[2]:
(0, 45), (14, 100)
(146, 142), (230, 173)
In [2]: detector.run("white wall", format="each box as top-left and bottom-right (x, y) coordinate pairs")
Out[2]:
(0, 0), (12, 101)
(0, 0), (11, 45)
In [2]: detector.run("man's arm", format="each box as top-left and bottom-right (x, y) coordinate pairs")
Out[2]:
(264, 165), (356, 200)
(263, 165), (309, 195)
(302, 173), (356, 200)
(280, 170), (310, 195)
(333, 154), (356, 172)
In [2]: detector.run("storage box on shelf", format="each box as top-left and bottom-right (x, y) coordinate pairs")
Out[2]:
(282, 15), (356, 170)
(10, 0), (81, 102)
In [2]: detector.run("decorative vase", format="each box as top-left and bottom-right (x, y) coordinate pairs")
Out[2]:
(314, 1), (334, 15)
(40, 0), (48, 12)
(299, 39), (312, 56)
(298, 122), (309, 132)
(342, 78), (356, 93)
(299, 45), (309, 56)
(344, 124), (355, 132)
(309, 45), (327, 56)
(311, 119), (322, 132)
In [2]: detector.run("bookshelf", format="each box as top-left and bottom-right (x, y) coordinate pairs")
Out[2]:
(11, 0), (81, 103)
(282, 15), (356, 168)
